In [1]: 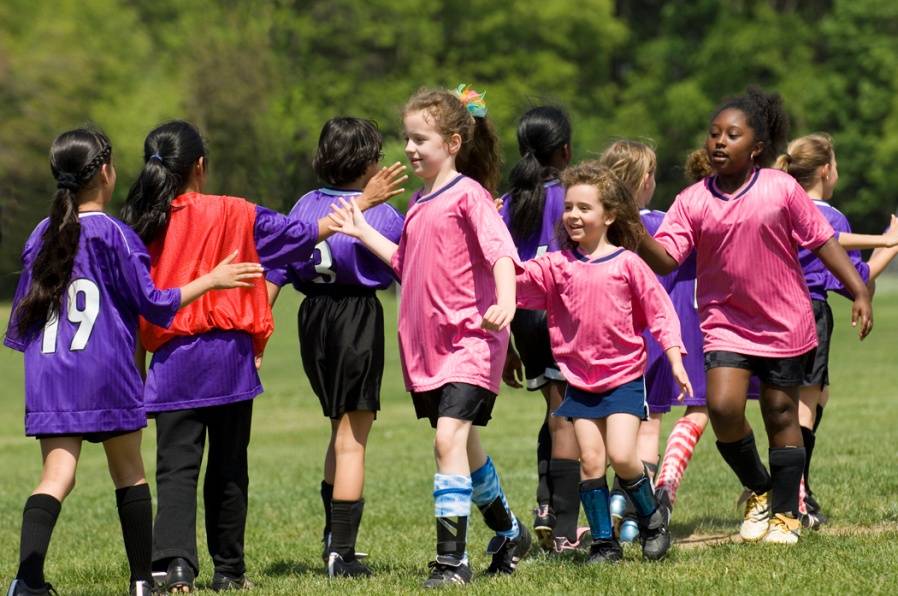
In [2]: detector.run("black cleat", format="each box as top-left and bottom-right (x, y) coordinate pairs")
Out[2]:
(586, 539), (623, 564)
(532, 504), (556, 551)
(327, 553), (372, 578)
(210, 572), (254, 591)
(6, 580), (57, 596)
(161, 557), (195, 593)
(639, 506), (672, 561)
(423, 556), (472, 588)
(485, 518), (532, 574)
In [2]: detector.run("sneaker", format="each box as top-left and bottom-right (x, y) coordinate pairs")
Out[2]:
(737, 490), (770, 542)
(763, 513), (801, 545)
(161, 557), (195, 593)
(586, 539), (623, 564)
(639, 506), (672, 561)
(532, 504), (556, 551)
(6, 580), (58, 596)
(131, 580), (156, 596)
(485, 519), (532, 574)
(326, 553), (372, 578)
(423, 556), (472, 588)
(551, 527), (591, 554)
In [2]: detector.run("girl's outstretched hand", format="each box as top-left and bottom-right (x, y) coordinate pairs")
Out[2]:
(884, 214), (898, 247)
(671, 361), (693, 402)
(329, 198), (369, 238)
(208, 251), (264, 288)
(357, 162), (408, 210)
(851, 295), (873, 339)
(481, 303), (515, 331)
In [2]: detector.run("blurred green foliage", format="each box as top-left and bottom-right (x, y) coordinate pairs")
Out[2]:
(2, 0), (898, 294)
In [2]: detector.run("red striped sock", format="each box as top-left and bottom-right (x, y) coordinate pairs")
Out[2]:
(798, 476), (808, 515)
(655, 417), (704, 505)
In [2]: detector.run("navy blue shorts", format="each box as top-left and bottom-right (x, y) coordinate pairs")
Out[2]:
(553, 379), (648, 421)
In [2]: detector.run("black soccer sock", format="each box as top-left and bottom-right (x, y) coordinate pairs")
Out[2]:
(800, 426), (816, 493)
(769, 447), (806, 516)
(330, 500), (364, 561)
(116, 484), (153, 583)
(320, 481), (334, 541)
(548, 459), (581, 541)
(536, 421), (552, 507)
(716, 432), (772, 495)
(436, 516), (468, 560)
(17, 493), (62, 588)
(813, 405), (825, 433)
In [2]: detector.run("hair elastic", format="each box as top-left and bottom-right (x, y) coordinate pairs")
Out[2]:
(453, 83), (488, 118)
(56, 172), (80, 191)
(149, 152), (164, 163)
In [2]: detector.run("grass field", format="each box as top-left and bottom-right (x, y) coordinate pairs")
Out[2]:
(1, 282), (897, 595)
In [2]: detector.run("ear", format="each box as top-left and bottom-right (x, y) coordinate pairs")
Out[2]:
(196, 156), (206, 176)
(99, 163), (113, 186)
(819, 162), (831, 181)
(605, 213), (617, 227)
(562, 143), (572, 165)
(750, 141), (764, 161)
(447, 132), (463, 156)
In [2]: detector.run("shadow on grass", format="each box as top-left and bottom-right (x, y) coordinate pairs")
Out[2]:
(264, 560), (318, 577)
(670, 517), (740, 540)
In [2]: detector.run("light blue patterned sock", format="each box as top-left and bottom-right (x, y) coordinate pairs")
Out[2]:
(471, 456), (520, 539)
(434, 474), (473, 517)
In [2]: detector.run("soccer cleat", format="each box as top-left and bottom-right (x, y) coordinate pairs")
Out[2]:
(485, 518), (532, 574)
(532, 504), (556, 551)
(799, 511), (823, 530)
(6, 580), (57, 596)
(551, 527), (591, 554)
(130, 580), (156, 596)
(423, 556), (472, 588)
(210, 572), (254, 591)
(638, 506), (672, 561)
(586, 539), (623, 564)
(737, 489), (770, 542)
(326, 553), (372, 578)
(161, 557), (195, 593)
(763, 513), (801, 545)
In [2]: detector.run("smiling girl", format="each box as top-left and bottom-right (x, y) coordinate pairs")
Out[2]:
(638, 87), (872, 545)
(329, 85), (530, 587)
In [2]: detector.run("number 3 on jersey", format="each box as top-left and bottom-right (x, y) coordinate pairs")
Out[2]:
(312, 241), (336, 284)
(41, 279), (100, 354)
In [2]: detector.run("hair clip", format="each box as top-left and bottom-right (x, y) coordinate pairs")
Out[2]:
(453, 84), (487, 118)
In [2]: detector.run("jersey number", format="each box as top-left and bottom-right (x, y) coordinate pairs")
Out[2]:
(312, 241), (336, 284)
(41, 279), (100, 354)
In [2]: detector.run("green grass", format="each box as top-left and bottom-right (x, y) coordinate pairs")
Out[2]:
(1, 282), (897, 594)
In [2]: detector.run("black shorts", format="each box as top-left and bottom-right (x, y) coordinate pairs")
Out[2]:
(298, 288), (384, 419)
(802, 300), (833, 388)
(510, 309), (564, 391)
(705, 349), (815, 388)
(411, 382), (497, 429)
(35, 429), (136, 444)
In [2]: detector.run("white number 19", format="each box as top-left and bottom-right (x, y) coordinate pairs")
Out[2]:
(41, 279), (100, 354)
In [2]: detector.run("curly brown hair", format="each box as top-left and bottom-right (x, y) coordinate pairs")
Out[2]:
(559, 161), (645, 251)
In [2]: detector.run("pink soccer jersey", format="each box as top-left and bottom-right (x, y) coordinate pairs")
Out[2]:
(391, 175), (520, 394)
(516, 248), (683, 394)
(654, 167), (835, 357)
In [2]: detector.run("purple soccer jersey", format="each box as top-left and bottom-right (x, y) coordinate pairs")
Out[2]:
(5, 213), (181, 435)
(500, 180), (565, 261)
(266, 188), (404, 292)
(799, 200), (869, 301)
(641, 209), (707, 411)
(145, 205), (319, 413)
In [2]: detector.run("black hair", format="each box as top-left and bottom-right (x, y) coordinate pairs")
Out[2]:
(313, 117), (383, 187)
(712, 86), (789, 168)
(122, 120), (206, 243)
(507, 106), (571, 243)
(15, 128), (112, 336)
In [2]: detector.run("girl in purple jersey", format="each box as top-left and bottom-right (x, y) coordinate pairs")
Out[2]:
(267, 117), (404, 578)
(4, 129), (261, 596)
(499, 106), (586, 553)
(775, 133), (898, 527)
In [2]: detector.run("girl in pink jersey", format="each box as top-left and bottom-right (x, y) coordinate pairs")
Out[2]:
(638, 87), (872, 545)
(515, 160), (691, 564)
(330, 85), (529, 587)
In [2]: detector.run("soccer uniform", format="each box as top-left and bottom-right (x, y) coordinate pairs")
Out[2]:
(5, 213), (180, 438)
(141, 192), (318, 578)
(654, 168), (834, 386)
(640, 209), (706, 413)
(516, 248), (683, 420)
(266, 187), (404, 418)
(391, 175), (520, 427)
(501, 180), (565, 389)
(798, 200), (870, 387)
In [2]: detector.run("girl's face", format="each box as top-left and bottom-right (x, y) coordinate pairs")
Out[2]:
(636, 167), (656, 208)
(821, 156), (839, 199)
(706, 108), (761, 176)
(403, 109), (459, 181)
(563, 184), (614, 247)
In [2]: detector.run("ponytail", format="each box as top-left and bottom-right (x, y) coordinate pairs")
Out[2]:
(774, 133), (834, 191)
(507, 105), (572, 243)
(122, 120), (206, 244)
(457, 116), (502, 195)
(15, 129), (111, 336)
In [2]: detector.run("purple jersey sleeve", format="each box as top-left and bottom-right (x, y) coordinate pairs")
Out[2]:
(799, 201), (868, 301)
(4, 221), (46, 351)
(269, 189), (403, 291)
(501, 180), (565, 261)
(253, 205), (318, 270)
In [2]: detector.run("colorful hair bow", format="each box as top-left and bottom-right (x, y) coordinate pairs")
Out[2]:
(453, 83), (487, 118)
